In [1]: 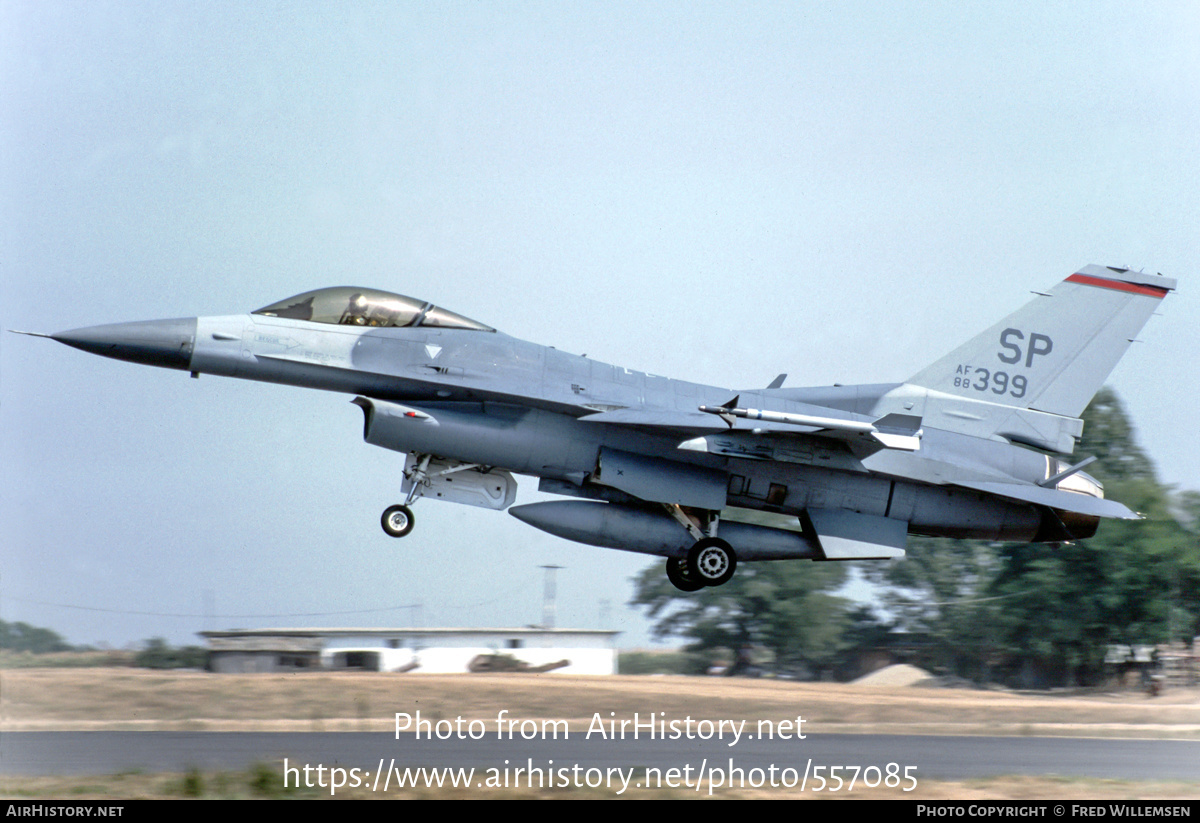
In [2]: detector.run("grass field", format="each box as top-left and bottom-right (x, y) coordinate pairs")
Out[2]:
(4, 666), (1199, 736)
(2, 667), (1198, 799)
(4, 769), (1199, 800)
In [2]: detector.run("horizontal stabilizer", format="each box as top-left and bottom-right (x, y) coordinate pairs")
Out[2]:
(956, 480), (1138, 519)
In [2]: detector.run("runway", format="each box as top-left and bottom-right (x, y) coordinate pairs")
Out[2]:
(5, 732), (1199, 783)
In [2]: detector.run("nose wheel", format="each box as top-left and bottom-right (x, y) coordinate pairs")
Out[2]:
(381, 504), (415, 538)
(380, 453), (432, 538)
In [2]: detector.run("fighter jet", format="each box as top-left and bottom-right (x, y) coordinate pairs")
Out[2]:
(17, 265), (1175, 591)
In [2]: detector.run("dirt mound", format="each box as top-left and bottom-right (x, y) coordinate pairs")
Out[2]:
(852, 664), (935, 687)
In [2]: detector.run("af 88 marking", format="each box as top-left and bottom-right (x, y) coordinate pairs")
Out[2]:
(953, 367), (1028, 398)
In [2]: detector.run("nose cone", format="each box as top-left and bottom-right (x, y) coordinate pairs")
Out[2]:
(52, 318), (198, 371)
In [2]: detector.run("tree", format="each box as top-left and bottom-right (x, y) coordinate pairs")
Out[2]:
(864, 535), (1004, 682)
(938, 388), (1200, 687)
(986, 389), (1200, 686)
(134, 637), (209, 669)
(631, 557), (851, 676)
(1073, 388), (1156, 484)
(0, 620), (73, 653)
(631, 388), (1200, 687)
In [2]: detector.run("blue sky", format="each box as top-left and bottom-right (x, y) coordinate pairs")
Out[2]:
(2, 1), (1196, 649)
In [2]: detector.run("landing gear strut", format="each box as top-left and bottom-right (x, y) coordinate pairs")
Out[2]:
(380, 453), (431, 538)
(379, 453), (510, 538)
(661, 504), (739, 589)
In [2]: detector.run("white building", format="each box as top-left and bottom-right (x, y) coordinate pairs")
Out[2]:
(201, 627), (618, 675)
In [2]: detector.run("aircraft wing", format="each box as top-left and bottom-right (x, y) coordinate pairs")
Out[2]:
(584, 407), (1133, 518)
(575, 407), (733, 433)
(860, 448), (1138, 519)
(952, 480), (1139, 519)
(579, 404), (922, 452)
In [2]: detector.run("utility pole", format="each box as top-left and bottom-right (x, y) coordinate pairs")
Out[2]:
(540, 565), (563, 628)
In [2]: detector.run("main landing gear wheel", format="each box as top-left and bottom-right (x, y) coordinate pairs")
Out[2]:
(665, 557), (704, 592)
(381, 504), (415, 538)
(687, 537), (737, 587)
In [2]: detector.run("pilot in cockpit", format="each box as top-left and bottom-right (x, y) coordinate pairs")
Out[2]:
(340, 293), (370, 325)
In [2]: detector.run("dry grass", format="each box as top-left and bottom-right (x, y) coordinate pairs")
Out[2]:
(3, 668), (1199, 799)
(2, 667), (1200, 737)
(1, 768), (1198, 801)
(0, 650), (133, 669)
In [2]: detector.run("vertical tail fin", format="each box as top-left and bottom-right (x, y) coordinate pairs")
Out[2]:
(908, 265), (1175, 419)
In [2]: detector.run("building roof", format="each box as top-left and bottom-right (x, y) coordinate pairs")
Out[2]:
(199, 627), (619, 639)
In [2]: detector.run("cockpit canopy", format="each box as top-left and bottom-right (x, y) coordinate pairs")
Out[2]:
(252, 287), (495, 332)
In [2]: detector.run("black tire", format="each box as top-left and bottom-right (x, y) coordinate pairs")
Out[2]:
(665, 557), (704, 592)
(381, 504), (415, 538)
(687, 537), (737, 586)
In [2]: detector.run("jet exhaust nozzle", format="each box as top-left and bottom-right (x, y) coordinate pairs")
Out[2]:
(51, 318), (198, 371)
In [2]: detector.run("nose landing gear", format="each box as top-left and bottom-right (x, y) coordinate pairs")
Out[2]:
(378, 453), (519, 538)
(381, 504), (415, 538)
(380, 454), (431, 538)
